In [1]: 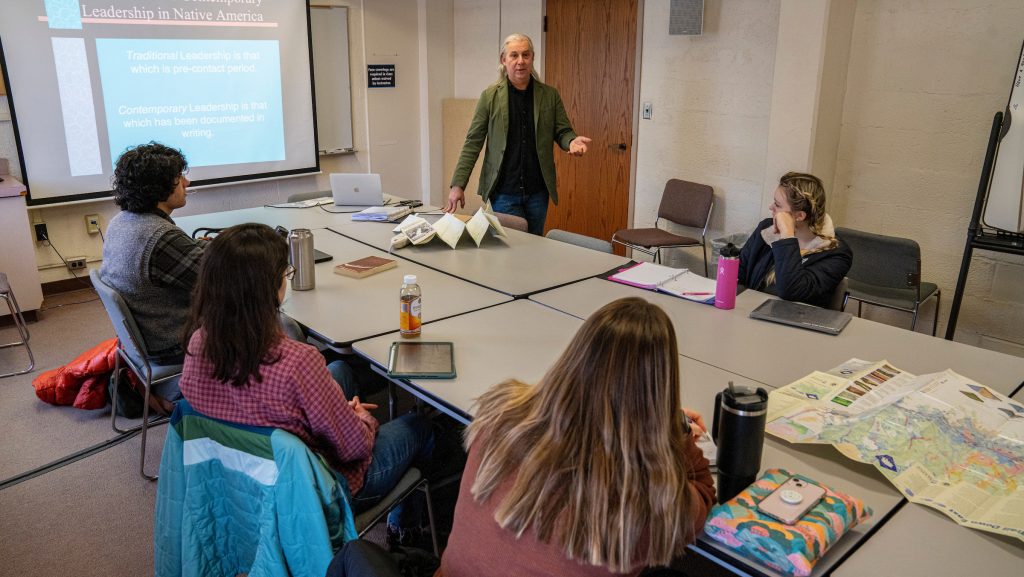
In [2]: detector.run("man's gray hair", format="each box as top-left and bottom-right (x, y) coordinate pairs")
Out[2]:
(497, 33), (540, 81)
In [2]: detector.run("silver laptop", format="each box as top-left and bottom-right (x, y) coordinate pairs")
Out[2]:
(330, 173), (384, 206)
(749, 298), (852, 335)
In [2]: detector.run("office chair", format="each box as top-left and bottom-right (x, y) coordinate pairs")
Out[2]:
(493, 212), (529, 232)
(612, 179), (714, 276)
(353, 467), (440, 557)
(0, 272), (35, 378)
(155, 399), (355, 577)
(546, 229), (614, 253)
(835, 228), (941, 335)
(827, 277), (849, 312)
(90, 269), (181, 480)
(155, 400), (438, 577)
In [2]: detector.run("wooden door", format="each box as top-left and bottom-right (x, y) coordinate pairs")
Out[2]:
(544, 0), (637, 252)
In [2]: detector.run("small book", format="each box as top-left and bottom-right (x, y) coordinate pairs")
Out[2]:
(609, 262), (717, 303)
(387, 341), (456, 379)
(351, 205), (413, 222)
(333, 256), (397, 278)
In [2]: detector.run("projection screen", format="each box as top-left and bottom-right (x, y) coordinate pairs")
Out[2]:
(0, 0), (319, 205)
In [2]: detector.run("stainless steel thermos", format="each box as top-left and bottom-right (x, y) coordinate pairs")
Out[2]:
(712, 381), (769, 503)
(288, 228), (316, 291)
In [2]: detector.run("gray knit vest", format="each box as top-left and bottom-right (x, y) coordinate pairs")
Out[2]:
(99, 211), (193, 357)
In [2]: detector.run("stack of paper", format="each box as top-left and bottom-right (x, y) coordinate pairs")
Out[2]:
(351, 205), (413, 222)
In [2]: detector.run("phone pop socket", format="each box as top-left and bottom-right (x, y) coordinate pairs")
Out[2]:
(780, 489), (804, 505)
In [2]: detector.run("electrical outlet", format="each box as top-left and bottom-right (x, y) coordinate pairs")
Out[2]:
(34, 222), (48, 242)
(67, 257), (87, 271)
(85, 214), (101, 234)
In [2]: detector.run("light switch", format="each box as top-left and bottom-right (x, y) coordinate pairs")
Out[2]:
(642, 102), (653, 120)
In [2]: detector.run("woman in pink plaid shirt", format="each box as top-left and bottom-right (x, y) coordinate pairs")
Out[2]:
(178, 223), (434, 539)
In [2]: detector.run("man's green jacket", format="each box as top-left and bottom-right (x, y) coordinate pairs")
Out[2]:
(450, 78), (578, 205)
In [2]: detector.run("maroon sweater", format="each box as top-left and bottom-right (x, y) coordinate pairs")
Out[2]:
(437, 436), (716, 577)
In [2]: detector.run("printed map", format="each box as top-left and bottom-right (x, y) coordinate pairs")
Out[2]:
(766, 359), (1024, 541)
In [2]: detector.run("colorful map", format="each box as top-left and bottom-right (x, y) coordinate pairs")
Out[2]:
(766, 360), (1024, 541)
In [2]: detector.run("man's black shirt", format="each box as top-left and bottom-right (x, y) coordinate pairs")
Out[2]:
(494, 78), (547, 199)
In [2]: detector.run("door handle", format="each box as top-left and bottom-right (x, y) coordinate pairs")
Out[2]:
(608, 143), (627, 151)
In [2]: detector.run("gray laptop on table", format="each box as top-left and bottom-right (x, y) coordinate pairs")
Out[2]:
(749, 298), (852, 335)
(330, 173), (384, 206)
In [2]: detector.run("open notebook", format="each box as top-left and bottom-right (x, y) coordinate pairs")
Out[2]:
(608, 262), (717, 303)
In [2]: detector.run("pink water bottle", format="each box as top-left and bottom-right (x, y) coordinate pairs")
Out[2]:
(715, 243), (740, 310)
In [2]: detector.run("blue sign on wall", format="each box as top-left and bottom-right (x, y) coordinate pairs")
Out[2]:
(367, 64), (395, 88)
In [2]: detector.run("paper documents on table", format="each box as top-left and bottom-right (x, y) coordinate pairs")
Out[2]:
(393, 213), (465, 249)
(609, 262), (717, 303)
(351, 205), (413, 222)
(465, 205), (508, 246)
(766, 358), (1024, 541)
(391, 204), (506, 249)
(269, 196), (333, 208)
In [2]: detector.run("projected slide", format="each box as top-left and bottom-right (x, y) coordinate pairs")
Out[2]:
(96, 39), (285, 166)
(0, 0), (318, 205)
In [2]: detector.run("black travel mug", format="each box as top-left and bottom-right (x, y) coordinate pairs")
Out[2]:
(712, 382), (769, 504)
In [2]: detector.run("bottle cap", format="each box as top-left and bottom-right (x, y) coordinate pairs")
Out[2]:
(403, 275), (417, 284)
(721, 242), (741, 258)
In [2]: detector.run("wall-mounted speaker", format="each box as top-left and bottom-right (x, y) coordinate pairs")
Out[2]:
(670, 0), (704, 36)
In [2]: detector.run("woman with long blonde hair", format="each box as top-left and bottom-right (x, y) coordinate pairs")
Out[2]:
(737, 172), (852, 308)
(437, 297), (715, 576)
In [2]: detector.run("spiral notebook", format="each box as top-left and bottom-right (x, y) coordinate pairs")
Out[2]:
(608, 262), (717, 303)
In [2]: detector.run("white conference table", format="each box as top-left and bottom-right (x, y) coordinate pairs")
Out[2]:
(175, 201), (353, 235)
(832, 502), (1024, 577)
(173, 194), (427, 237)
(279, 230), (509, 346)
(530, 278), (1024, 395)
(330, 217), (632, 297)
(353, 299), (903, 577)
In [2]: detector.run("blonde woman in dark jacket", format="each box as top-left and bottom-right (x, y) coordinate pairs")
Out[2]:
(738, 172), (852, 308)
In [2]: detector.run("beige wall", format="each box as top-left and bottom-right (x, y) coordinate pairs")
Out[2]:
(422, 2), (455, 206)
(635, 0), (781, 272)
(832, 0), (1024, 353)
(452, 0), (544, 100)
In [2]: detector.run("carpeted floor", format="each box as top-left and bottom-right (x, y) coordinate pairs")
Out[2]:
(0, 288), (462, 577)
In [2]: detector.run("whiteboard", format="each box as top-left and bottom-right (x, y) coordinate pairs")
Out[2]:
(311, 5), (354, 153)
(983, 40), (1024, 233)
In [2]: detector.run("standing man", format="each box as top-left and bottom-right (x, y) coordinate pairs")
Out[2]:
(446, 33), (591, 235)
